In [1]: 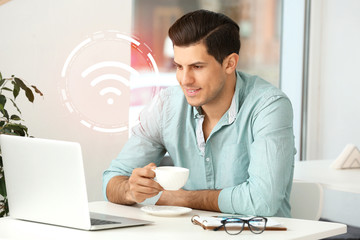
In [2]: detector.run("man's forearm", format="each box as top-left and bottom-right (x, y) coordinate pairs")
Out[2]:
(106, 176), (136, 205)
(156, 189), (221, 212)
(106, 175), (222, 212)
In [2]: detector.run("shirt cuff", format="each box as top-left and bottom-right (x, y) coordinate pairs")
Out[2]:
(142, 191), (163, 205)
(102, 173), (113, 202)
(218, 187), (235, 213)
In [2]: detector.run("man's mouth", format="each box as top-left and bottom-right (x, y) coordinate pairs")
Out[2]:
(185, 88), (201, 96)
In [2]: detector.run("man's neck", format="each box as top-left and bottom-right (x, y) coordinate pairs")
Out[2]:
(202, 73), (237, 123)
(201, 73), (237, 140)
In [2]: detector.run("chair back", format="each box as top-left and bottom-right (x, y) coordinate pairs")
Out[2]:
(290, 180), (323, 220)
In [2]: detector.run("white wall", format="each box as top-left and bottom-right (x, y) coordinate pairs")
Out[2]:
(307, 0), (360, 160)
(0, 0), (132, 201)
(306, 0), (360, 227)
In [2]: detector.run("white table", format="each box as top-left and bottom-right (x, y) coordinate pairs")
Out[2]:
(294, 159), (360, 193)
(294, 159), (360, 227)
(0, 201), (346, 240)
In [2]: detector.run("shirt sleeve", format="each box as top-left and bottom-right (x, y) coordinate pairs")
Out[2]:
(218, 94), (295, 216)
(102, 93), (167, 201)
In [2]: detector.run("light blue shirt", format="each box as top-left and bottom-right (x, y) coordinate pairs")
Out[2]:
(103, 71), (296, 217)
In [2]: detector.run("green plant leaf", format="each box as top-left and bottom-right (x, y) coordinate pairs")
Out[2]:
(0, 78), (5, 87)
(0, 108), (9, 120)
(10, 115), (21, 121)
(14, 78), (34, 102)
(13, 77), (25, 89)
(1, 123), (28, 136)
(0, 177), (7, 197)
(0, 95), (6, 107)
(31, 85), (43, 97)
(0, 197), (8, 216)
(25, 88), (35, 103)
(13, 82), (20, 99)
(0, 72), (4, 87)
(0, 158), (7, 198)
(10, 99), (22, 115)
(0, 87), (12, 92)
(4, 198), (9, 216)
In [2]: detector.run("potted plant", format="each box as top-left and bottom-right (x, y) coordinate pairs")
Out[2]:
(0, 71), (43, 217)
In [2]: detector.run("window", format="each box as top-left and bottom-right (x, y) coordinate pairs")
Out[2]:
(129, 0), (283, 130)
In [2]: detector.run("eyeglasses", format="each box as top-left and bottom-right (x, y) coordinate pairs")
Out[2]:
(214, 216), (268, 235)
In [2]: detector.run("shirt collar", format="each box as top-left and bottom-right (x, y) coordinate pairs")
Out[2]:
(227, 71), (244, 124)
(193, 106), (203, 119)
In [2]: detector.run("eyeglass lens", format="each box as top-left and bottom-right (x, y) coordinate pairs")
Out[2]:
(224, 219), (244, 235)
(248, 217), (267, 234)
(224, 217), (267, 235)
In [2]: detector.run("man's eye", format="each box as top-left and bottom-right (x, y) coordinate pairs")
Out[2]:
(193, 65), (202, 69)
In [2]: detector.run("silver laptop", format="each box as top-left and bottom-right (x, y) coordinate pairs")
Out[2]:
(0, 134), (152, 230)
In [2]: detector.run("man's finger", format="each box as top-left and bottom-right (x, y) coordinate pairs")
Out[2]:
(144, 162), (157, 169)
(130, 185), (161, 195)
(129, 175), (163, 191)
(132, 165), (156, 178)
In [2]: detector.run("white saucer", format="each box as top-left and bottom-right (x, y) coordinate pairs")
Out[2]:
(140, 205), (192, 217)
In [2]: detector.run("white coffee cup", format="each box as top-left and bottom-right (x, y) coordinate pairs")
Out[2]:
(153, 166), (189, 191)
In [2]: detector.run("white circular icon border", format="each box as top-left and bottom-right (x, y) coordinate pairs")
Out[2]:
(60, 30), (159, 134)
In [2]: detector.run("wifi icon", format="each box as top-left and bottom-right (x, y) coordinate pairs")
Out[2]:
(81, 61), (140, 105)
(60, 30), (160, 134)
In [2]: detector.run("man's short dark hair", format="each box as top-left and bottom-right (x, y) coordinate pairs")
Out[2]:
(168, 9), (241, 64)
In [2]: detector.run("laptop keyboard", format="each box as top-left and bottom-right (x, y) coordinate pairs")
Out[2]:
(91, 218), (121, 225)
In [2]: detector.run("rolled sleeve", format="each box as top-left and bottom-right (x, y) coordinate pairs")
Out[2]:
(218, 187), (236, 213)
(102, 91), (168, 201)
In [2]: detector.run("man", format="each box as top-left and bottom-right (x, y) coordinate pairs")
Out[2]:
(103, 9), (295, 217)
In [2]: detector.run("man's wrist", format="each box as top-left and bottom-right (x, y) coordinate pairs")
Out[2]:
(123, 180), (134, 203)
(185, 190), (220, 211)
(143, 191), (163, 205)
(107, 176), (136, 205)
(156, 189), (221, 212)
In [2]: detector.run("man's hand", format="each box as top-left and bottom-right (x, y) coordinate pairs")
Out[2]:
(106, 163), (221, 212)
(127, 163), (163, 203)
(106, 163), (163, 205)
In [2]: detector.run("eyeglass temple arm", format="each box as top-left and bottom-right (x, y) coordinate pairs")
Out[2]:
(213, 225), (225, 231)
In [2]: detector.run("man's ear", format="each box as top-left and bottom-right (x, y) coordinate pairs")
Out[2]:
(223, 53), (239, 74)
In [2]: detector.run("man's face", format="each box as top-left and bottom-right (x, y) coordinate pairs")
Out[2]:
(173, 42), (229, 108)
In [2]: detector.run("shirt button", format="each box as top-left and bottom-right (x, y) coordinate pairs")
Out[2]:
(205, 157), (210, 162)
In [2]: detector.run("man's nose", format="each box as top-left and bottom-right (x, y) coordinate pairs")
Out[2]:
(179, 69), (194, 86)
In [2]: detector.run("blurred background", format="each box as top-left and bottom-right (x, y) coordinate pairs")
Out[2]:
(132, 0), (281, 85)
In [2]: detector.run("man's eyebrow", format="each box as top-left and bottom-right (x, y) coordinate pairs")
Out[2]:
(189, 61), (207, 66)
(173, 61), (207, 66)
